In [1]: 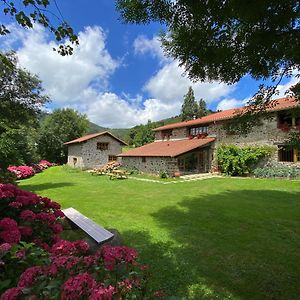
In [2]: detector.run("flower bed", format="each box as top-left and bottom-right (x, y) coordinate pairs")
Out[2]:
(7, 160), (53, 180)
(0, 184), (159, 299)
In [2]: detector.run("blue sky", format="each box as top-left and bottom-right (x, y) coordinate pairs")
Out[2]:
(0, 0), (296, 128)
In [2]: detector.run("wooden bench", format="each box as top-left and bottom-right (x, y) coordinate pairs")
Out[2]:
(62, 207), (114, 244)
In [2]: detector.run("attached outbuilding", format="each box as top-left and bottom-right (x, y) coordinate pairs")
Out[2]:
(64, 131), (127, 170)
(118, 137), (215, 176)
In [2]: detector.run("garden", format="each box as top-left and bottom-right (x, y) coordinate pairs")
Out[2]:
(2, 166), (298, 299)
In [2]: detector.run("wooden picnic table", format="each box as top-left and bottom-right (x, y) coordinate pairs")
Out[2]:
(109, 169), (128, 180)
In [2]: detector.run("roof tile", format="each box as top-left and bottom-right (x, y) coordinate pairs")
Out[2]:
(64, 131), (127, 145)
(153, 97), (299, 131)
(118, 137), (215, 157)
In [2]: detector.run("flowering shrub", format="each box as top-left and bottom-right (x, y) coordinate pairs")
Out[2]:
(6, 160), (53, 181)
(0, 184), (161, 299)
(1, 242), (151, 299)
(0, 184), (64, 248)
(39, 160), (53, 168)
(7, 166), (35, 180)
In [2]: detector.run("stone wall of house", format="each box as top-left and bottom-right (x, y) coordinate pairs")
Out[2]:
(207, 112), (299, 169)
(121, 156), (179, 176)
(67, 143), (84, 168)
(155, 127), (188, 141)
(67, 134), (124, 169)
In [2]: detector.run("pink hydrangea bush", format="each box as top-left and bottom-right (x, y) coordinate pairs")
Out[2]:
(6, 160), (53, 181)
(0, 184), (64, 248)
(39, 160), (53, 169)
(0, 184), (161, 299)
(7, 166), (35, 180)
(1, 242), (152, 300)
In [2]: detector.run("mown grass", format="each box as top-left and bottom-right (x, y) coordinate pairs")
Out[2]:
(19, 166), (300, 299)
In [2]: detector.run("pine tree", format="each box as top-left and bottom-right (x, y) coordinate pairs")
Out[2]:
(198, 98), (208, 118)
(181, 87), (198, 121)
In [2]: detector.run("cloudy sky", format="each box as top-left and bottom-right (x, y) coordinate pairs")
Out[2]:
(0, 0), (296, 128)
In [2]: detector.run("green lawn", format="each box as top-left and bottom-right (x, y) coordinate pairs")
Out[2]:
(19, 166), (300, 299)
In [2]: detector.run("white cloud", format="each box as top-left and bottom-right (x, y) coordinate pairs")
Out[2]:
(82, 91), (180, 128)
(275, 73), (298, 98)
(3, 25), (119, 103)
(133, 35), (168, 62)
(216, 98), (245, 111)
(144, 61), (236, 104)
(0, 28), (238, 128)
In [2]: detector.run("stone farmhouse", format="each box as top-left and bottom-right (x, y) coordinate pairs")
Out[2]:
(119, 97), (300, 176)
(65, 131), (127, 170)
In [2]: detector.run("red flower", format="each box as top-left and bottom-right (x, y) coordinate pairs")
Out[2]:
(0, 287), (22, 300)
(0, 218), (18, 230)
(51, 223), (63, 234)
(15, 250), (26, 259)
(0, 243), (11, 253)
(0, 229), (21, 244)
(61, 273), (96, 300)
(74, 240), (90, 253)
(89, 285), (115, 300)
(47, 201), (61, 209)
(35, 212), (56, 224)
(18, 266), (42, 288)
(8, 201), (23, 209)
(20, 210), (36, 221)
(51, 240), (77, 256)
(54, 210), (65, 218)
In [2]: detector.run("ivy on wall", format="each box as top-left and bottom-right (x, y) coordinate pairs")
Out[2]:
(217, 144), (274, 176)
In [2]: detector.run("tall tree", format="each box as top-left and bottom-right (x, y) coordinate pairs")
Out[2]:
(0, 0), (78, 56)
(181, 87), (198, 121)
(0, 52), (48, 169)
(37, 109), (89, 163)
(116, 1), (300, 102)
(198, 98), (208, 118)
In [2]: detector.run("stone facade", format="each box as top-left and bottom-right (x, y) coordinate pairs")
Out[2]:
(67, 134), (124, 170)
(155, 127), (188, 141)
(121, 156), (179, 176)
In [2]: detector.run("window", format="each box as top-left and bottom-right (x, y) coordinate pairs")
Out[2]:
(73, 157), (77, 165)
(190, 126), (208, 136)
(278, 146), (294, 162)
(142, 157), (146, 163)
(161, 129), (172, 140)
(97, 142), (109, 150)
(108, 155), (117, 162)
(278, 112), (293, 130)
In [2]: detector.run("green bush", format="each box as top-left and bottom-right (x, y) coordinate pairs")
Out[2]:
(160, 170), (169, 179)
(0, 169), (16, 184)
(253, 165), (300, 178)
(217, 144), (273, 176)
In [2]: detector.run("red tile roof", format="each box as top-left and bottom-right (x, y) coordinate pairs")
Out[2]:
(64, 131), (127, 145)
(153, 97), (299, 132)
(118, 137), (215, 158)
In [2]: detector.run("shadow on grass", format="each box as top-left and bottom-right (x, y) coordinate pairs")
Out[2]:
(19, 182), (75, 192)
(124, 190), (300, 299)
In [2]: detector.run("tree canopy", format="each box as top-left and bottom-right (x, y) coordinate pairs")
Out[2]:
(0, 52), (48, 168)
(0, 0), (78, 56)
(181, 87), (198, 121)
(116, 0), (300, 100)
(37, 108), (89, 163)
(181, 87), (209, 120)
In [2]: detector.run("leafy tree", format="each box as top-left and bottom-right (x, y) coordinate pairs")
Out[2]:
(198, 98), (208, 118)
(116, 0), (300, 101)
(37, 109), (89, 163)
(0, 0), (78, 56)
(181, 87), (198, 121)
(0, 52), (48, 169)
(126, 120), (156, 147)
